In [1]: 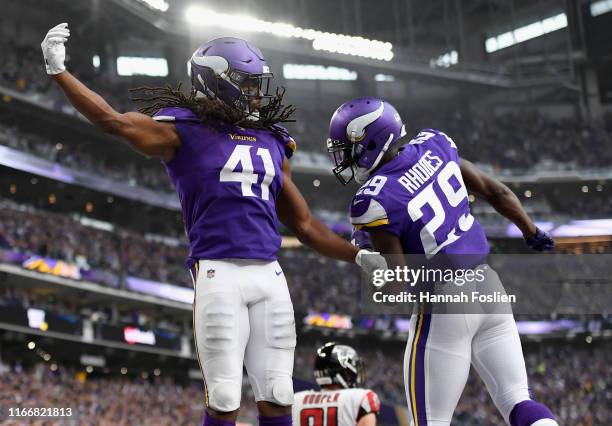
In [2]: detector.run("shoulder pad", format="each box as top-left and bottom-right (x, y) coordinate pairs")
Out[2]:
(271, 125), (297, 159)
(411, 129), (457, 150)
(351, 197), (389, 229)
(359, 390), (381, 414)
(153, 107), (200, 123)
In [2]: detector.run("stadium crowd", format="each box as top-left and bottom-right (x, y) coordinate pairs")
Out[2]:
(0, 199), (188, 287)
(0, 363), (207, 425)
(0, 122), (174, 193)
(2, 197), (612, 320)
(0, 340), (608, 425)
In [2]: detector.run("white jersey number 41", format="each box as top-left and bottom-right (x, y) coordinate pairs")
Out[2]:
(220, 145), (275, 200)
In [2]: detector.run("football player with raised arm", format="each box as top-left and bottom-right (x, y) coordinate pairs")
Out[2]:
(40, 24), (386, 426)
(293, 343), (380, 426)
(326, 97), (558, 426)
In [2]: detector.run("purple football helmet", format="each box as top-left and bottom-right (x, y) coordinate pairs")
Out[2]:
(327, 97), (406, 185)
(190, 37), (274, 116)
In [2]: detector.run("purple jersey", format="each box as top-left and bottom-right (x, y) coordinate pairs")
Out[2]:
(350, 129), (489, 256)
(154, 107), (296, 266)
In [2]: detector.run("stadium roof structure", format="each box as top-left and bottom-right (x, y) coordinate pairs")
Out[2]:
(102, 0), (590, 89)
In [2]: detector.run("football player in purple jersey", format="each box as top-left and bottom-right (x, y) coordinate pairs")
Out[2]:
(327, 97), (557, 426)
(41, 24), (386, 426)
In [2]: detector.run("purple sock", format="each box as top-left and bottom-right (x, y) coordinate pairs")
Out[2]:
(203, 412), (236, 426)
(258, 415), (292, 426)
(510, 400), (557, 426)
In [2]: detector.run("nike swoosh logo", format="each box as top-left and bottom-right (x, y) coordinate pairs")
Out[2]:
(275, 270), (283, 276)
(353, 199), (365, 206)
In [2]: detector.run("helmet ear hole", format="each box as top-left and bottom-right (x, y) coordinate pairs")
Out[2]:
(367, 140), (377, 150)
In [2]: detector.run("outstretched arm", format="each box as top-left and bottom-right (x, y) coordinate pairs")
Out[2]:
(276, 159), (358, 263)
(42, 23), (179, 161)
(460, 158), (535, 237)
(460, 158), (554, 250)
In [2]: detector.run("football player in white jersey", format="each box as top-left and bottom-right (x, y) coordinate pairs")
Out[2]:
(293, 343), (380, 426)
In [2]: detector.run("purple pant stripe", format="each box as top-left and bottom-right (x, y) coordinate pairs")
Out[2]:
(415, 313), (432, 425)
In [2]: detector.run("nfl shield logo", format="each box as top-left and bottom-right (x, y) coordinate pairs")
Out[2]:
(206, 269), (215, 278)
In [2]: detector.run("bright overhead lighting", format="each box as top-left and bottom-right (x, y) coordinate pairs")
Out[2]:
(185, 6), (393, 61)
(374, 74), (395, 82)
(430, 50), (458, 68)
(136, 0), (169, 12)
(591, 0), (612, 16)
(283, 64), (357, 80)
(116, 57), (169, 77)
(485, 13), (567, 53)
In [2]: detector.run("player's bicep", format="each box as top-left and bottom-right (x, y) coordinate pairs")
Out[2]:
(460, 158), (508, 201)
(113, 112), (180, 161)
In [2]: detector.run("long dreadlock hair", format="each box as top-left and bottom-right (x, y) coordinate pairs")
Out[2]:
(129, 83), (296, 136)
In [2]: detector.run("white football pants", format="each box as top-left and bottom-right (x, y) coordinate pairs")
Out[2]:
(190, 259), (296, 412)
(404, 266), (530, 426)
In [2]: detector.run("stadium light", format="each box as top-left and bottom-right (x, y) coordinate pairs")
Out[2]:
(283, 64), (357, 80)
(135, 0), (169, 12)
(184, 6), (393, 61)
(116, 57), (169, 77)
(374, 73), (395, 82)
(486, 13), (567, 53)
(430, 50), (458, 68)
(591, 0), (612, 16)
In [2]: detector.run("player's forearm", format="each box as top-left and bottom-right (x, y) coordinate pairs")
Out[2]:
(52, 71), (123, 134)
(294, 217), (358, 263)
(486, 185), (536, 237)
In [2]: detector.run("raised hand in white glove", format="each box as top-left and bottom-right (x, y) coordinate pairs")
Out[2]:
(41, 23), (70, 75)
(355, 249), (388, 286)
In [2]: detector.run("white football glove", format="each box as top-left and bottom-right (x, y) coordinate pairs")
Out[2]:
(355, 249), (388, 283)
(41, 23), (70, 75)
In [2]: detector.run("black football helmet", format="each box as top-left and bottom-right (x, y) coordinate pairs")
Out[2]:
(314, 342), (365, 389)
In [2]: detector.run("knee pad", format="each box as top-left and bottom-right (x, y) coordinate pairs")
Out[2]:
(208, 380), (242, 412)
(510, 400), (558, 426)
(270, 375), (294, 406)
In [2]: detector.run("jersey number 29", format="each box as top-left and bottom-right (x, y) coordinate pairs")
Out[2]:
(408, 161), (474, 256)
